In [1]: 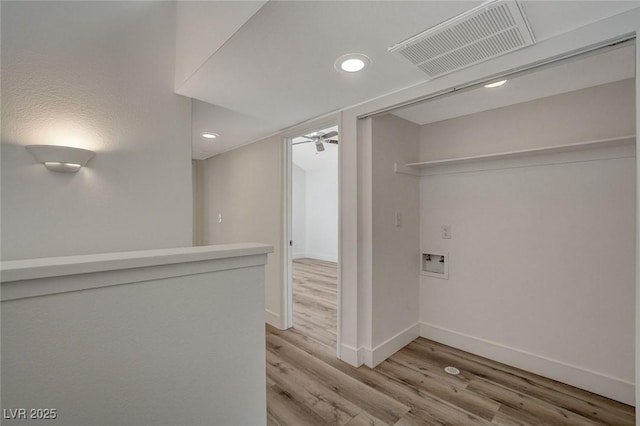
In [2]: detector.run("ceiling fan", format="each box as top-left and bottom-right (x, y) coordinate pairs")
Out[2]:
(293, 130), (338, 152)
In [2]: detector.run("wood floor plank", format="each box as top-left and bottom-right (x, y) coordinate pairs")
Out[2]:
(376, 357), (500, 420)
(293, 258), (337, 349)
(267, 384), (331, 426)
(393, 410), (433, 426)
(411, 337), (632, 413)
(266, 349), (361, 425)
(491, 405), (556, 426)
(267, 412), (282, 426)
(271, 326), (492, 425)
(406, 340), (634, 425)
(345, 411), (390, 426)
(267, 333), (410, 425)
(391, 404), (492, 426)
(269, 259), (635, 426)
(390, 347), (474, 387)
(467, 377), (603, 426)
(266, 374), (276, 388)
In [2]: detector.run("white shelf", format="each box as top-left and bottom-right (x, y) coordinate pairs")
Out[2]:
(397, 135), (635, 173)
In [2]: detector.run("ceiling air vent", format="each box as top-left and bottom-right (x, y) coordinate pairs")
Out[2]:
(389, 0), (534, 78)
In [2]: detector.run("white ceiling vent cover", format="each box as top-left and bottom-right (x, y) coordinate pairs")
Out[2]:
(389, 0), (534, 78)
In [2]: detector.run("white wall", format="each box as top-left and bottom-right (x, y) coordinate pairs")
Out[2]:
(419, 79), (635, 161)
(304, 163), (338, 263)
(2, 245), (269, 426)
(418, 81), (636, 404)
(337, 9), (640, 369)
(369, 114), (420, 365)
(1, 1), (193, 260)
(292, 142), (339, 262)
(636, 34), (640, 415)
(193, 160), (205, 246)
(292, 164), (306, 259)
(202, 135), (284, 328)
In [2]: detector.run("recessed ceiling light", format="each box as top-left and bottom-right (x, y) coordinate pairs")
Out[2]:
(335, 53), (371, 73)
(341, 59), (365, 72)
(484, 79), (507, 88)
(202, 132), (219, 139)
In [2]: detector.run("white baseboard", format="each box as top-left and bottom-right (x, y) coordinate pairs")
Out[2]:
(419, 322), (635, 406)
(305, 252), (338, 263)
(292, 253), (306, 260)
(265, 309), (284, 330)
(364, 322), (420, 368)
(339, 343), (364, 367)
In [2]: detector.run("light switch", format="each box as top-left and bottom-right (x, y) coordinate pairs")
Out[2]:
(218, 213), (222, 224)
(441, 225), (451, 239)
(395, 211), (402, 227)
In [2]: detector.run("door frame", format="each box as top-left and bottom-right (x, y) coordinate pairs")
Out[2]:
(283, 120), (341, 357)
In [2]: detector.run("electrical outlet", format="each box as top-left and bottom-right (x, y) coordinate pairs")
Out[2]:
(441, 225), (451, 239)
(218, 213), (222, 224)
(395, 211), (402, 227)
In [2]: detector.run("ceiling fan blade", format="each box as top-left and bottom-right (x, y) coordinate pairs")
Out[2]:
(315, 141), (325, 152)
(326, 139), (338, 144)
(292, 139), (314, 145)
(321, 131), (338, 139)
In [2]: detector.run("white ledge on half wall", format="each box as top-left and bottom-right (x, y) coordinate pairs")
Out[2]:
(1, 243), (273, 301)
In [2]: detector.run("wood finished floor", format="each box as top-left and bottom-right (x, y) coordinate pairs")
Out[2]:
(268, 259), (635, 426)
(292, 258), (337, 349)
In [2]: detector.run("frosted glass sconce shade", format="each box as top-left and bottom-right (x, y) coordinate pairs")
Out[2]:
(26, 145), (95, 173)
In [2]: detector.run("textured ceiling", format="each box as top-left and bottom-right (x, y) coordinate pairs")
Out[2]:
(392, 43), (636, 125)
(182, 1), (640, 160)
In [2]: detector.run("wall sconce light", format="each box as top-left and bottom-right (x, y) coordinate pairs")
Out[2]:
(26, 145), (95, 173)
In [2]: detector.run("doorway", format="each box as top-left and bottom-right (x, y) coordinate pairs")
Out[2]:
(285, 125), (339, 351)
(365, 40), (636, 404)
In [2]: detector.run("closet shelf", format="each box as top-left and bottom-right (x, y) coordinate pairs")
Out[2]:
(396, 135), (635, 174)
